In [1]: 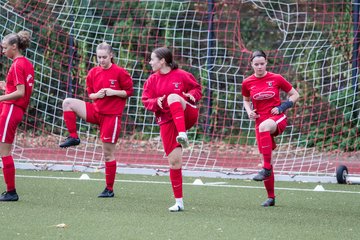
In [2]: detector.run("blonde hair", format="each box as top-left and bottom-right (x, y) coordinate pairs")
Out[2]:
(96, 42), (114, 63)
(3, 31), (31, 50)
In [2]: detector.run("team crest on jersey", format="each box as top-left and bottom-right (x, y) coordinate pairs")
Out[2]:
(172, 82), (182, 90)
(109, 79), (116, 87)
(26, 74), (32, 82)
(26, 74), (33, 86)
(266, 81), (274, 87)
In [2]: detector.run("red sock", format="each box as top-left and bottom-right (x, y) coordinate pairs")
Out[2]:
(264, 168), (275, 198)
(170, 168), (183, 198)
(105, 160), (117, 191)
(259, 131), (272, 170)
(2, 156), (15, 192)
(63, 111), (78, 138)
(169, 102), (186, 133)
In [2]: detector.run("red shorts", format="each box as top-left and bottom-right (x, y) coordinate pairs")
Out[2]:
(0, 103), (24, 144)
(86, 102), (121, 143)
(255, 114), (287, 151)
(160, 104), (199, 155)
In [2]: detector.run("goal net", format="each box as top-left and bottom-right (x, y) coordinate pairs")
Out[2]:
(0, 0), (359, 179)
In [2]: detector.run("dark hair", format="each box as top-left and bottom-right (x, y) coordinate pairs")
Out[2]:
(96, 42), (115, 63)
(3, 31), (31, 50)
(251, 50), (267, 62)
(152, 47), (178, 70)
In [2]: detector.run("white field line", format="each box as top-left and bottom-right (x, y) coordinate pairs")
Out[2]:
(8, 174), (360, 194)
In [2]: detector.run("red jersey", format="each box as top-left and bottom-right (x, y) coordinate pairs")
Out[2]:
(4, 57), (34, 110)
(242, 71), (292, 123)
(86, 63), (133, 115)
(142, 68), (202, 125)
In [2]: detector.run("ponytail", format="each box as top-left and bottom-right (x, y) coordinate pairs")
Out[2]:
(168, 61), (178, 70)
(3, 31), (31, 51)
(17, 31), (31, 50)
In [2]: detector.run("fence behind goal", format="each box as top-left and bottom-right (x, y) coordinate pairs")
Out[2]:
(0, 0), (359, 179)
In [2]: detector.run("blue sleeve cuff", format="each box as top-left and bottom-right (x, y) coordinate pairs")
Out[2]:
(277, 100), (294, 113)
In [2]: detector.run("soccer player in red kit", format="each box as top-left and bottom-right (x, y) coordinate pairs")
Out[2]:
(0, 31), (34, 201)
(142, 47), (202, 212)
(59, 42), (133, 198)
(242, 50), (299, 207)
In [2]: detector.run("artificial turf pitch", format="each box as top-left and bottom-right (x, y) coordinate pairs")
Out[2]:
(0, 169), (359, 240)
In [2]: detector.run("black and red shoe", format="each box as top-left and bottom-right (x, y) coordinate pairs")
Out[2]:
(253, 168), (272, 181)
(261, 198), (275, 207)
(98, 188), (114, 198)
(0, 189), (19, 201)
(59, 137), (80, 148)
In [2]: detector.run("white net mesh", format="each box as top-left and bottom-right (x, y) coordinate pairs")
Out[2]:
(0, 0), (358, 177)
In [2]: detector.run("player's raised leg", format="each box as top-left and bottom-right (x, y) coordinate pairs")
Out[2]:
(253, 119), (276, 181)
(168, 93), (189, 149)
(60, 98), (86, 148)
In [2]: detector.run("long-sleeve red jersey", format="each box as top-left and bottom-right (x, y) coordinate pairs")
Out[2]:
(142, 68), (202, 125)
(86, 64), (133, 115)
(242, 71), (293, 124)
(4, 57), (34, 110)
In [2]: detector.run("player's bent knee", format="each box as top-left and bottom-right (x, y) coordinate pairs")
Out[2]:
(259, 120), (276, 132)
(62, 98), (74, 109)
(167, 93), (182, 104)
